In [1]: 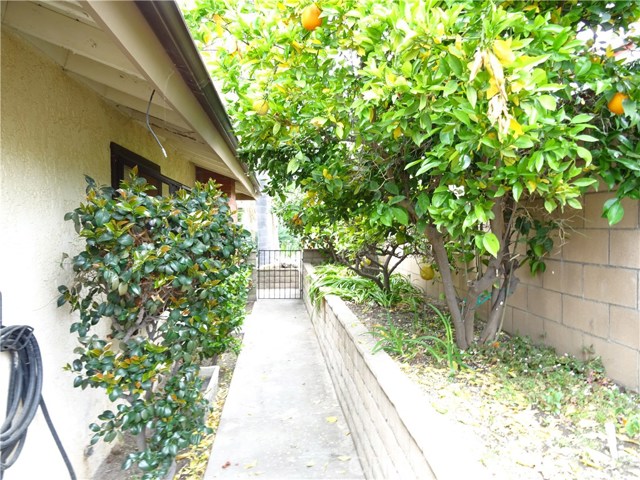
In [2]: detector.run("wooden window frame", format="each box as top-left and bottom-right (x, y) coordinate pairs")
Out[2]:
(110, 143), (186, 195)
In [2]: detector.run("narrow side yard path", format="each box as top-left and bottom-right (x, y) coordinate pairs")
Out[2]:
(204, 299), (364, 479)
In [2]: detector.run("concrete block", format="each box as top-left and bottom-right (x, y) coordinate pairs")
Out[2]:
(542, 259), (583, 296)
(610, 230), (640, 269)
(407, 439), (436, 480)
(543, 319), (586, 359)
(502, 306), (514, 332)
(562, 294), (609, 339)
(507, 281), (528, 310)
(584, 265), (638, 308)
(519, 268), (543, 287)
(528, 286), (562, 321)
(588, 337), (640, 390)
(562, 229), (609, 265)
(609, 306), (640, 350)
(511, 309), (545, 342)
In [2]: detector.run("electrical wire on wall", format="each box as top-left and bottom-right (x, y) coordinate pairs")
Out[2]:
(146, 89), (168, 158)
(0, 293), (77, 480)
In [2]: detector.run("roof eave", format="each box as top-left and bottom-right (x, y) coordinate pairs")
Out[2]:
(134, 1), (260, 197)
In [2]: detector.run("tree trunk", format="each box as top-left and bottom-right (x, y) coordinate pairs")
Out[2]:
(425, 224), (469, 349)
(479, 286), (507, 343)
(480, 264), (519, 343)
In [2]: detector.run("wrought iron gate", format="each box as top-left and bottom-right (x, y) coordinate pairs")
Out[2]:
(257, 250), (302, 299)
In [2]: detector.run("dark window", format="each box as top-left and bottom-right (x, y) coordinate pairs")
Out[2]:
(110, 143), (186, 196)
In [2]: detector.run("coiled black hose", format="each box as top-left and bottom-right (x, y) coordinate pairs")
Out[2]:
(0, 325), (76, 479)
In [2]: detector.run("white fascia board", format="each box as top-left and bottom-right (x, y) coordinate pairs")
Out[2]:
(81, 0), (256, 197)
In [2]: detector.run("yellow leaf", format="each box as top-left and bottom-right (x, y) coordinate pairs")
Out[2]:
(386, 72), (397, 85)
(213, 14), (224, 37)
(510, 80), (526, 94)
(527, 180), (537, 192)
(509, 118), (524, 138)
(203, 30), (213, 45)
(393, 125), (402, 139)
(485, 52), (505, 85)
(486, 77), (500, 99)
(468, 49), (484, 81)
(369, 108), (375, 123)
(326, 416), (338, 423)
(605, 45), (615, 58)
(291, 41), (303, 53)
(493, 38), (515, 65)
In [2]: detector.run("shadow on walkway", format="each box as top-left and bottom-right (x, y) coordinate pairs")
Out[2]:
(204, 299), (364, 479)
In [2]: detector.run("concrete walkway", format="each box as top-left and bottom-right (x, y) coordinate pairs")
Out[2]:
(204, 299), (364, 480)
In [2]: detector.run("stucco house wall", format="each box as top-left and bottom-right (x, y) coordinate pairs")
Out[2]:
(0, 30), (203, 479)
(398, 192), (640, 392)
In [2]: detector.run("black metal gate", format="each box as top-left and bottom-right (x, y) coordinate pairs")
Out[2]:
(257, 250), (302, 299)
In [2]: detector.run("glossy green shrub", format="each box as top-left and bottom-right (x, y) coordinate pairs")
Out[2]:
(58, 174), (251, 478)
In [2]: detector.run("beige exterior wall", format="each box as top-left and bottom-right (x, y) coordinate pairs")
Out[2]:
(397, 192), (640, 392)
(0, 31), (201, 479)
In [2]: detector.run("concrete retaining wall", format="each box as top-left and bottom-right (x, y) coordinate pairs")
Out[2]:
(302, 263), (489, 480)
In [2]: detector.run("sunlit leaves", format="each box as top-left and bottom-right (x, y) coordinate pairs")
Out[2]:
(183, 0), (639, 275)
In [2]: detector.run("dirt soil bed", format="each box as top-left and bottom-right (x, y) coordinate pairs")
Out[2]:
(347, 300), (640, 480)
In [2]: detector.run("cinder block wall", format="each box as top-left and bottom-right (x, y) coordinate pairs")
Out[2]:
(302, 263), (490, 480)
(397, 192), (640, 391)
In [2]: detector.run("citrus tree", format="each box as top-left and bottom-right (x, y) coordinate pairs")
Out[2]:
(273, 188), (426, 291)
(183, 0), (640, 349)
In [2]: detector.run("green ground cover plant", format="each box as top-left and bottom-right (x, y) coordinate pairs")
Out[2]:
(475, 336), (640, 439)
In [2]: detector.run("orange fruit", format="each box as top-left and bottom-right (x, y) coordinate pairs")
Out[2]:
(608, 92), (628, 115)
(301, 4), (322, 31)
(419, 264), (435, 281)
(252, 99), (269, 116)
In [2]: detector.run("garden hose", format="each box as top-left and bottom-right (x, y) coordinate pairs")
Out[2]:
(0, 324), (76, 480)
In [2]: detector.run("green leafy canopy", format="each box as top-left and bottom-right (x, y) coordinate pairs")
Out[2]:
(182, 0), (639, 348)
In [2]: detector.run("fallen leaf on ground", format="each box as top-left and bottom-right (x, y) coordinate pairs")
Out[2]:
(244, 460), (257, 469)
(326, 416), (338, 423)
(338, 455), (351, 461)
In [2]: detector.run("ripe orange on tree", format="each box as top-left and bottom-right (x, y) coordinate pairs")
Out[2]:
(301, 4), (322, 31)
(420, 264), (435, 281)
(252, 99), (269, 116)
(608, 92), (628, 115)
